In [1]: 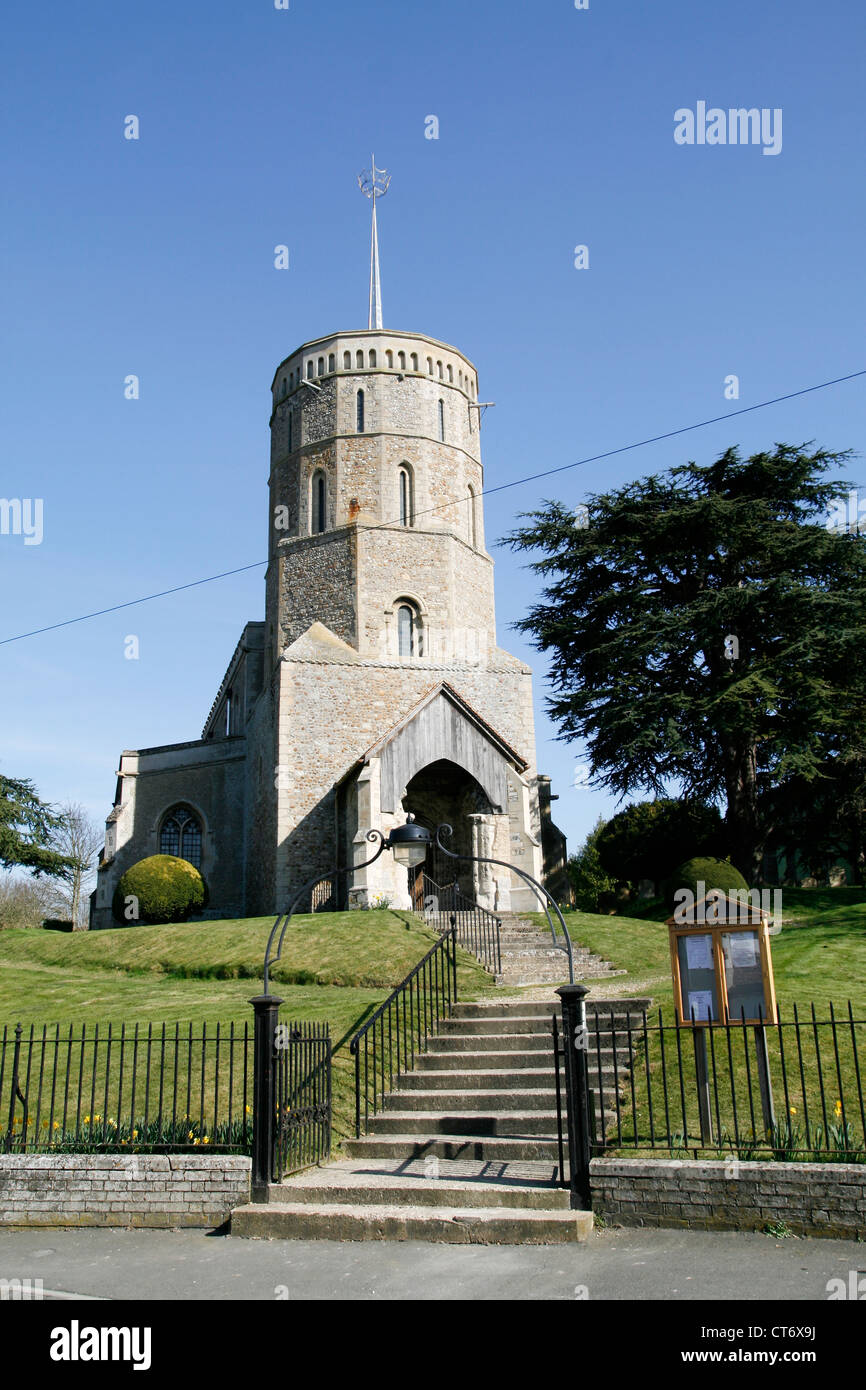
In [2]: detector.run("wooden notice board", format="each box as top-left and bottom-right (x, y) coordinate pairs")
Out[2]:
(666, 894), (777, 1026)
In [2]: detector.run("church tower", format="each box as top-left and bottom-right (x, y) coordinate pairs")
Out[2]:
(264, 325), (556, 913)
(90, 166), (568, 929)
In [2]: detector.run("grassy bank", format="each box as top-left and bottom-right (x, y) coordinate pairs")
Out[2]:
(0, 910), (496, 1145)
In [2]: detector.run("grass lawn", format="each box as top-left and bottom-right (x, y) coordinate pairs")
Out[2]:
(0, 910), (496, 1147)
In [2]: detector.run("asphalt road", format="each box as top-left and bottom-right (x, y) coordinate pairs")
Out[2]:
(0, 1224), (863, 1301)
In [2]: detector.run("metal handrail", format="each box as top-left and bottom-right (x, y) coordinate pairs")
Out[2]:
(419, 872), (502, 976)
(349, 926), (458, 1136)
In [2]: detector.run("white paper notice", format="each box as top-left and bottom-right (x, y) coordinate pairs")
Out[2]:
(685, 934), (713, 971)
(687, 990), (715, 1021)
(727, 933), (760, 969)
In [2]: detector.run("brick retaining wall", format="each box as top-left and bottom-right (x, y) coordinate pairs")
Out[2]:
(0, 1154), (251, 1228)
(591, 1158), (866, 1240)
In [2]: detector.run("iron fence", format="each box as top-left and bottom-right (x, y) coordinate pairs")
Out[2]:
(274, 1021), (331, 1179)
(350, 925), (458, 1136)
(416, 873), (502, 976)
(554, 1000), (866, 1171)
(1, 1017), (333, 1170)
(1, 1020), (252, 1154)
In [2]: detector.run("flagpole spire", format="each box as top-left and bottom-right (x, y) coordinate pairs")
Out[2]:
(358, 155), (391, 330)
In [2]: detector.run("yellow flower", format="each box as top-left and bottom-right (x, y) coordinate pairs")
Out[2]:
(789, 1107), (797, 1116)
(245, 1105), (252, 1115)
(52, 1120), (60, 1131)
(188, 1130), (194, 1140)
(132, 1129), (138, 1139)
(834, 1101), (843, 1118)
(202, 1136), (210, 1145)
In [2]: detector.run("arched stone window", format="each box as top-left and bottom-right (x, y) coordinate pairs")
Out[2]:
(427, 357), (433, 374)
(356, 350), (365, 369)
(287, 410), (293, 453)
(447, 364), (453, 383)
(410, 353), (418, 371)
(398, 351), (406, 370)
(399, 466), (414, 527)
(328, 353), (336, 372)
(438, 399), (445, 442)
(356, 389), (365, 433)
(312, 470), (326, 534)
(343, 351), (351, 370)
(281, 376), (287, 397)
(437, 361), (443, 379)
(397, 602), (422, 659)
(306, 361), (313, 380)
(159, 806), (203, 869)
(317, 357), (325, 376)
(386, 350), (394, 368)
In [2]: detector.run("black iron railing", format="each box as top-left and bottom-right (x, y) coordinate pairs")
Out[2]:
(350, 926), (458, 1136)
(1, 1020), (253, 1154)
(554, 998), (866, 1170)
(274, 1022), (331, 1179)
(415, 872), (502, 976)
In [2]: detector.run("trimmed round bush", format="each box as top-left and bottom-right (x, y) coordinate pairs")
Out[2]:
(112, 854), (206, 925)
(666, 856), (748, 907)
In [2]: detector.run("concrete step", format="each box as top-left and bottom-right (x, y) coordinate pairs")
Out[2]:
(440, 1016), (559, 1035)
(367, 1110), (559, 1137)
(342, 1133), (564, 1162)
(384, 1088), (558, 1113)
(448, 997), (652, 1020)
(416, 1049), (624, 1072)
(268, 1160), (571, 1210)
(231, 1201), (592, 1244)
(427, 1031), (552, 1053)
(408, 1065), (558, 1087)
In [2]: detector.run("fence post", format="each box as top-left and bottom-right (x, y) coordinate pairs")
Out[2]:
(4, 1024), (24, 1154)
(556, 984), (592, 1210)
(249, 993), (283, 1202)
(693, 1025), (714, 1145)
(754, 1024), (776, 1133)
(450, 924), (458, 1002)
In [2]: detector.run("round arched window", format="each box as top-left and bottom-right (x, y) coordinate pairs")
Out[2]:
(397, 603), (422, 659)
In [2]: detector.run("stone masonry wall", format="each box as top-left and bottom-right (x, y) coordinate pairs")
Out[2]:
(0, 1155), (251, 1229)
(591, 1158), (866, 1240)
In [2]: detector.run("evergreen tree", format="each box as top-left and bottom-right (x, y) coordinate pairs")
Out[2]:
(507, 444), (866, 879)
(0, 775), (75, 879)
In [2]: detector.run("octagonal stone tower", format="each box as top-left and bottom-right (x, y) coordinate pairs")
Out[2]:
(266, 330), (492, 665)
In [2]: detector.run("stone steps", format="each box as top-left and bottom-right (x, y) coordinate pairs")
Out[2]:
(230, 992), (649, 1245)
(403, 1064), (618, 1088)
(231, 1200), (592, 1244)
(341, 1132), (565, 1163)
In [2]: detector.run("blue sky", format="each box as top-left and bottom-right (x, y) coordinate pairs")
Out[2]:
(1, 0), (864, 856)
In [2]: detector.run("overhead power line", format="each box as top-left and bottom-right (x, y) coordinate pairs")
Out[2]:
(1, 367), (863, 647)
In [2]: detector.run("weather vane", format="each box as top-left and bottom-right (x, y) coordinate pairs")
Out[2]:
(358, 155), (391, 330)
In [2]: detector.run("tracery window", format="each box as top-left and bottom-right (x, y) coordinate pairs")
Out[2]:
(159, 807), (203, 869)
